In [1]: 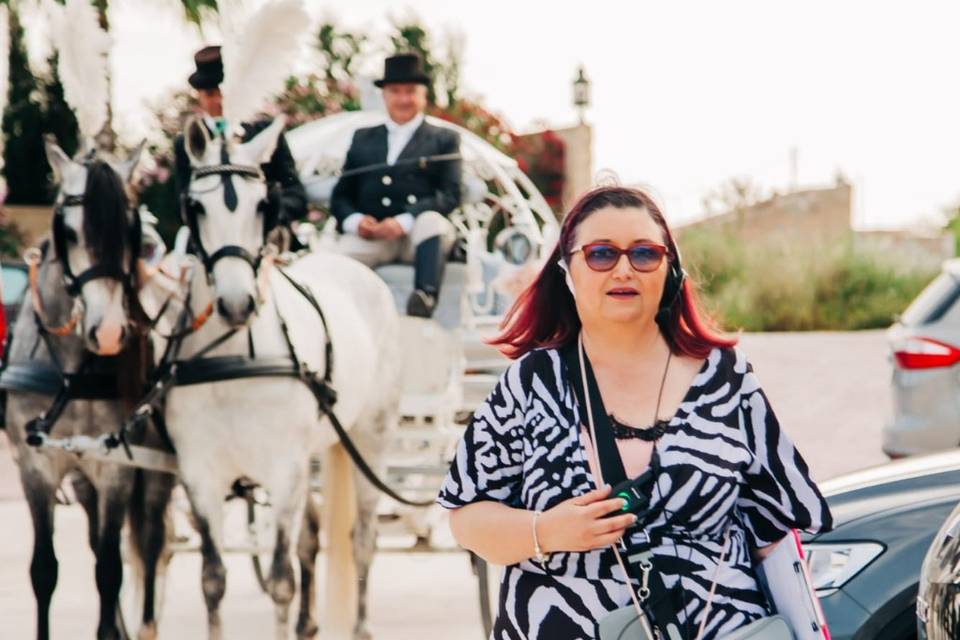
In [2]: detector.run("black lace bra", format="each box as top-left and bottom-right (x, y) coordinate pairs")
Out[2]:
(608, 414), (668, 442)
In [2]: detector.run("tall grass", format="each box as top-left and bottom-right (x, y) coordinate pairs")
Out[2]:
(679, 229), (938, 331)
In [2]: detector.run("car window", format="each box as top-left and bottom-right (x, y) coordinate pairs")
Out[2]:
(2, 266), (28, 306)
(901, 272), (960, 326)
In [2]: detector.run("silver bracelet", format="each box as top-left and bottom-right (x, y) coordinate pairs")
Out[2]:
(532, 510), (549, 568)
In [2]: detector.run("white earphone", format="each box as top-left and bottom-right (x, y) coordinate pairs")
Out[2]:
(556, 258), (576, 298)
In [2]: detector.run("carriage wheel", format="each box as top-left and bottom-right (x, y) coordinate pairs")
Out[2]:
(469, 551), (499, 638)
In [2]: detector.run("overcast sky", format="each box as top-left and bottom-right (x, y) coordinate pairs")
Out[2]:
(30, 0), (960, 230)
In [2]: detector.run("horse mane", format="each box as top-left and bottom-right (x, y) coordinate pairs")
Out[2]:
(82, 160), (131, 280)
(80, 160), (151, 403)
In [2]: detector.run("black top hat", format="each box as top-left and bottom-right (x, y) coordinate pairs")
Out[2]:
(188, 45), (224, 90)
(374, 53), (430, 88)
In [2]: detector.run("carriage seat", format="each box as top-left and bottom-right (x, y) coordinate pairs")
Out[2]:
(375, 251), (511, 332)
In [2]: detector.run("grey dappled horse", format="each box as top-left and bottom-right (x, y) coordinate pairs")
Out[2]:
(4, 141), (175, 640)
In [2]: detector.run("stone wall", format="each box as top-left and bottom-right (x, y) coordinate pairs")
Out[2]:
(5, 205), (51, 250)
(854, 230), (954, 271)
(677, 181), (954, 269)
(554, 123), (593, 212)
(679, 183), (853, 243)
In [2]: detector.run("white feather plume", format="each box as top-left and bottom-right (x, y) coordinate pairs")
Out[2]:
(54, 0), (111, 140)
(0, 5), (8, 173)
(0, 7), (9, 120)
(220, 0), (309, 130)
(216, 0), (253, 45)
(19, 0), (56, 78)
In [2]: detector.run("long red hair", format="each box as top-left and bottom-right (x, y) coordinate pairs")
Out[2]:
(491, 185), (737, 359)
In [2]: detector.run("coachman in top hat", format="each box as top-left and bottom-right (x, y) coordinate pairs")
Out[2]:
(174, 46), (307, 233)
(331, 53), (462, 318)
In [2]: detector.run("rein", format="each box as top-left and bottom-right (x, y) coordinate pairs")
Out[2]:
(300, 151), (463, 187)
(103, 254), (435, 507)
(25, 247), (80, 338)
(4, 154), (164, 456)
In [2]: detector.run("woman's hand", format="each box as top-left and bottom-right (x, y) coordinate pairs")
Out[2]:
(753, 537), (784, 562)
(538, 485), (638, 553)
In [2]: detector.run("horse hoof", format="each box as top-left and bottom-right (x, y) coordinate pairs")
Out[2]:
(267, 576), (296, 604)
(96, 628), (122, 640)
(295, 615), (319, 639)
(353, 626), (372, 640)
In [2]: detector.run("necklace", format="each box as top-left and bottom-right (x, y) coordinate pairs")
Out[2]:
(609, 347), (673, 442)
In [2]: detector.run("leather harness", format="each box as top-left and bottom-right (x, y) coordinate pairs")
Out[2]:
(1, 157), (431, 508)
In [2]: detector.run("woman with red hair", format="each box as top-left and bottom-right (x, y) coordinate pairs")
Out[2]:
(437, 186), (830, 639)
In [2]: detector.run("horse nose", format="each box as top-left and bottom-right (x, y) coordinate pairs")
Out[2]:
(89, 321), (125, 355)
(216, 294), (256, 326)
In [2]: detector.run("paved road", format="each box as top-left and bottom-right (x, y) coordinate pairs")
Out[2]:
(737, 330), (891, 481)
(0, 330), (895, 638)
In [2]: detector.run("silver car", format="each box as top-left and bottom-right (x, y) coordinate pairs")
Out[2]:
(884, 259), (960, 458)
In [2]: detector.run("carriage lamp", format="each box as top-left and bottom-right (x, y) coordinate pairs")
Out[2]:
(573, 65), (591, 123)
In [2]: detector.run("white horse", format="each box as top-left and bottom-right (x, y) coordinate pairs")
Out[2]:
(143, 117), (402, 639)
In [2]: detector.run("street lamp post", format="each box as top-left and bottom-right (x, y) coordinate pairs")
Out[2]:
(573, 65), (591, 124)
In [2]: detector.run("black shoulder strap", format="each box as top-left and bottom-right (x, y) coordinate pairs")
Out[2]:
(561, 341), (627, 487)
(563, 339), (685, 636)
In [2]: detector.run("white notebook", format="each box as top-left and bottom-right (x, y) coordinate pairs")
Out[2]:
(755, 530), (831, 640)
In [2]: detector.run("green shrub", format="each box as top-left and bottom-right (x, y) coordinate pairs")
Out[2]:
(679, 228), (938, 332)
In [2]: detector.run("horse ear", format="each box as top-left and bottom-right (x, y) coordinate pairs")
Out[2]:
(112, 139), (146, 183)
(184, 116), (210, 164)
(44, 136), (72, 184)
(241, 116), (286, 166)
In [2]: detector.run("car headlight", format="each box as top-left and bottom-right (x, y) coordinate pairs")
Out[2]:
(802, 542), (885, 596)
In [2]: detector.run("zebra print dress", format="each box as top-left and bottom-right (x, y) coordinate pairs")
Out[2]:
(437, 345), (832, 640)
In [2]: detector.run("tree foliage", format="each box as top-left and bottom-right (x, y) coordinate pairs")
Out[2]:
(3, 4), (78, 205)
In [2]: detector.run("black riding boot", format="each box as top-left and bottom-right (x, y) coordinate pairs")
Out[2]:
(407, 235), (446, 318)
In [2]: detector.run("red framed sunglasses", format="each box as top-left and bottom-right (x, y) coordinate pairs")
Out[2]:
(569, 241), (669, 272)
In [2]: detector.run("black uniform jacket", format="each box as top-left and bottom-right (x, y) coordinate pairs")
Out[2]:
(330, 120), (461, 231)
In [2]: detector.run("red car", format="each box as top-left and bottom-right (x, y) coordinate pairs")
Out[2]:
(0, 261), (27, 360)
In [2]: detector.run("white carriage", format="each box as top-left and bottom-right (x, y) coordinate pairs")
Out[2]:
(285, 111), (560, 544)
(10, 109), (561, 639)
(125, 111), (561, 637)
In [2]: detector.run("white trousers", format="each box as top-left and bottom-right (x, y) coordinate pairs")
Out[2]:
(333, 211), (456, 268)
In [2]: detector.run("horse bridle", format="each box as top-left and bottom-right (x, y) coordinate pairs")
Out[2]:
(52, 191), (142, 299)
(28, 167), (143, 337)
(181, 160), (279, 278)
